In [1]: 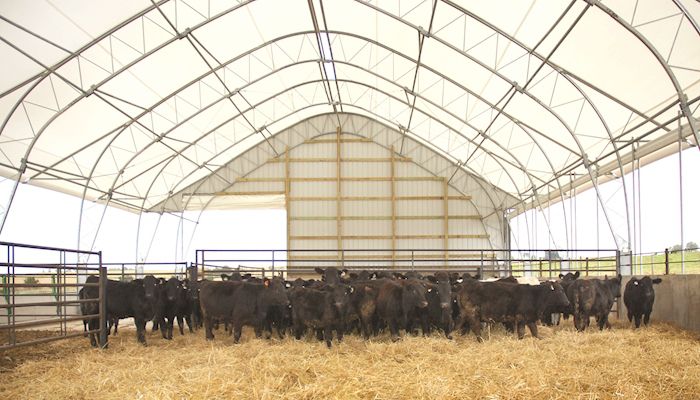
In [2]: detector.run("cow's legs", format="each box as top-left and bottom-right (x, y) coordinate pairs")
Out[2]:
(323, 325), (333, 348)
(516, 320), (526, 339)
(643, 312), (651, 326)
(174, 315), (183, 335)
(526, 322), (540, 339)
(135, 318), (147, 345)
(87, 317), (98, 347)
(204, 316), (214, 340)
(633, 313), (642, 328)
(388, 318), (400, 342)
(233, 324), (243, 344)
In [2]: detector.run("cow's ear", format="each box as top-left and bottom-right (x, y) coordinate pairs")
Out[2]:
(341, 269), (348, 277)
(314, 267), (325, 275)
(573, 271), (580, 279)
(633, 281), (639, 286)
(473, 274), (481, 280)
(652, 278), (662, 284)
(159, 278), (166, 284)
(426, 276), (437, 283)
(559, 273), (565, 279)
(220, 274), (229, 281)
(370, 272), (378, 280)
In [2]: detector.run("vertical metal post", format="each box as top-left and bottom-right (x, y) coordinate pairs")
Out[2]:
(9, 245), (16, 346)
(271, 250), (275, 276)
(585, 257), (589, 277)
(411, 250), (415, 270)
(678, 112), (685, 273)
(665, 248), (670, 275)
(615, 250), (621, 276)
(479, 250), (484, 278)
(98, 252), (108, 349)
(121, 263), (125, 281)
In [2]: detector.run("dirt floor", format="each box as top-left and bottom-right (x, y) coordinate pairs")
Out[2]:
(1, 319), (699, 399)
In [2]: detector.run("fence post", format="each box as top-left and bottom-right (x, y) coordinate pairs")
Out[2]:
(479, 250), (484, 278)
(98, 259), (108, 349)
(615, 250), (621, 276)
(665, 248), (670, 275)
(585, 257), (589, 277)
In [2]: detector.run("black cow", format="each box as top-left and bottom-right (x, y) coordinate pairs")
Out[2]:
(153, 277), (184, 340)
(81, 274), (161, 346)
(623, 276), (662, 328)
(200, 277), (289, 343)
(376, 278), (429, 341)
(425, 272), (454, 339)
(289, 283), (354, 348)
(542, 271), (581, 325)
(568, 274), (622, 331)
(314, 267), (349, 284)
(347, 281), (380, 339)
(454, 280), (570, 341)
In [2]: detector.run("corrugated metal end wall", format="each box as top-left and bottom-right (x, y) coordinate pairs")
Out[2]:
(157, 113), (515, 270)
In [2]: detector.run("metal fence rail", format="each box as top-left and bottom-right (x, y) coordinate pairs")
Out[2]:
(193, 248), (621, 280)
(0, 241), (106, 350)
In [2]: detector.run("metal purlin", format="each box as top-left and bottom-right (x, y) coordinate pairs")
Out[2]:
(357, 0), (633, 249)
(594, 1), (700, 149)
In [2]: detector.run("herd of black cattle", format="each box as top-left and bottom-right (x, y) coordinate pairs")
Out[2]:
(79, 268), (662, 348)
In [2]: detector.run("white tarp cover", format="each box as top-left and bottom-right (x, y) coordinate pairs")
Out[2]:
(0, 0), (698, 213)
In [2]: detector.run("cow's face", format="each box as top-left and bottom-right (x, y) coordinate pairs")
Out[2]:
(608, 274), (623, 298)
(427, 273), (452, 309)
(264, 277), (289, 307)
(329, 283), (353, 312)
(543, 282), (570, 308)
(636, 276), (662, 298)
(142, 275), (160, 300)
(165, 277), (182, 302)
(404, 280), (428, 309)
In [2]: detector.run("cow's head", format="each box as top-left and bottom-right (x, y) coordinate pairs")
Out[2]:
(426, 272), (452, 310)
(402, 280), (428, 309)
(142, 275), (161, 300)
(605, 274), (623, 298)
(541, 281), (570, 309)
(263, 277), (289, 307)
(165, 277), (182, 302)
(328, 283), (353, 313)
(559, 271), (581, 281)
(633, 276), (662, 298)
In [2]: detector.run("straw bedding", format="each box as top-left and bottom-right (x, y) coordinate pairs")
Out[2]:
(1, 321), (699, 399)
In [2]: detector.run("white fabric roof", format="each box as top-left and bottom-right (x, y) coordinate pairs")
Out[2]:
(0, 0), (698, 214)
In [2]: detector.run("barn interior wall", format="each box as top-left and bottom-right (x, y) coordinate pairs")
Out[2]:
(224, 130), (499, 269)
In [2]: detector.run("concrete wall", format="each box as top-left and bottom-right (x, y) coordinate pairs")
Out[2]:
(618, 275), (700, 332)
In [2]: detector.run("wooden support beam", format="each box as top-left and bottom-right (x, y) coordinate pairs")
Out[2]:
(336, 126), (343, 266)
(390, 145), (396, 268)
(443, 178), (449, 261)
(268, 157), (412, 163)
(288, 253), (497, 261)
(234, 176), (444, 183)
(287, 195), (472, 201)
(285, 146), (291, 266)
(290, 234), (490, 240)
(289, 215), (481, 221)
(305, 138), (372, 144)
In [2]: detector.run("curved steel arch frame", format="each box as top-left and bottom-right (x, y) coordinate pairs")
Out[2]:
(0, 0), (697, 253)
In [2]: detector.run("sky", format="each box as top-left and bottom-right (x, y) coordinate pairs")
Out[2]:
(0, 147), (697, 264)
